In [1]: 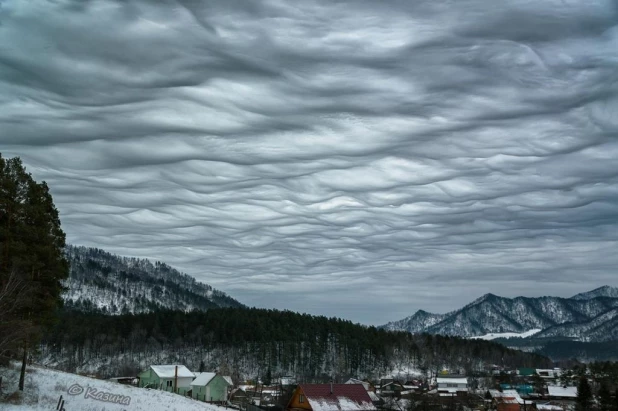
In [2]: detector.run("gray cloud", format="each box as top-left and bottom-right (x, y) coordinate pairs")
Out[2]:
(1, 0), (618, 325)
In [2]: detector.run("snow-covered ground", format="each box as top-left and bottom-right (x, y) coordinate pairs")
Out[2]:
(470, 329), (542, 340)
(0, 364), (230, 411)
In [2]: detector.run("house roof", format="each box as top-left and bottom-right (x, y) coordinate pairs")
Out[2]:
(191, 372), (217, 386)
(496, 398), (522, 411)
(536, 404), (563, 411)
(150, 365), (194, 379)
(547, 386), (577, 398)
(367, 391), (380, 402)
(297, 384), (377, 411)
(437, 377), (468, 385)
(223, 376), (234, 386)
(502, 390), (525, 404)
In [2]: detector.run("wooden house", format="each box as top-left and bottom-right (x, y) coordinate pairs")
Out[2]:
(287, 384), (377, 411)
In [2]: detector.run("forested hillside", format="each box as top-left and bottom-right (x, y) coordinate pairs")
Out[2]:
(63, 245), (242, 314)
(40, 307), (551, 380)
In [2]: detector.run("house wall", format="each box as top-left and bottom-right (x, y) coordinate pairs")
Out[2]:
(138, 369), (160, 388)
(438, 383), (467, 389)
(192, 375), (230, 402)
(288, 387), (312, 411)
(160, 376), (193, 394)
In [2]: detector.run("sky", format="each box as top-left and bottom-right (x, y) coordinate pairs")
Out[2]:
(1, 0), (618, 326)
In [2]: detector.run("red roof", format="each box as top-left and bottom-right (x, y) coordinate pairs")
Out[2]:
(298, 384), (376, 411)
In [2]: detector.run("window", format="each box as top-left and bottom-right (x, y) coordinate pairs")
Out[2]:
(446, 383), (457, 387)
(166, 380), (173, 387)
(299, 394), (305, 403)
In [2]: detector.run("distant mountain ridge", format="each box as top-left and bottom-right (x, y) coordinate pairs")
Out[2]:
(571, 285), (618, 300)
(382, 286), (618, 343)
(62, 245), (243, 314)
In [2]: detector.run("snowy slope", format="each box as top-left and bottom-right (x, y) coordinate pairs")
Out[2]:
(0, 364), (228, 411)
(63, 245), (243, 314)
(471, 329), (542, 340)
(382, 310), (446, 333)
(533, 308), (618, 342)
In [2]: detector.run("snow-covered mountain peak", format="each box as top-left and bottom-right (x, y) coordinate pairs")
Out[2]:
(381, 287), (618, 343)
(571, 285), (618, 300)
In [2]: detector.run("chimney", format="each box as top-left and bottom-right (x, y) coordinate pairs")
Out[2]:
(330, 381), (333, 394)
(174, 366), (178, 393)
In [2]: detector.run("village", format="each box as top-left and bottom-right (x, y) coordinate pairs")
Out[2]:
(110, 364), (605, 411)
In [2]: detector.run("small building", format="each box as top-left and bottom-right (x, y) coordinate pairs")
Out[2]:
(191, 372), (233, 402)
(138, 365), (194, 395)
(436, 377), (468, 394)
(515, 384), (535, 396)
(495, 397), (522, 411)
(518, 368), (537, 377)
(536, 369), (561, 379)
(280, 376), (298, 386)
(108, 376), (137, 385)
(379, 381), (405, 397)
(547, 386), (577, 400)
(287, 384), (377, 411)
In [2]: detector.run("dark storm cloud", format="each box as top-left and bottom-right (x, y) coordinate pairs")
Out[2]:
(1, 0), (618, 324)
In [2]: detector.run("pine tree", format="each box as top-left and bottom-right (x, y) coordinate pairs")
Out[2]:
(0, 154), (69, 390)
(598, 382), (612, 411)
(576, 376), (593, 411)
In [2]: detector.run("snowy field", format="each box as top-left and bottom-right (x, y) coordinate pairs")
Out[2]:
(470, 329), (542, 340)
(0, 364), (230, 411)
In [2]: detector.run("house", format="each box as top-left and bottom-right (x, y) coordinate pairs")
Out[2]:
(436, 377), (468, 394)
(287, 384), (377, 411)
(138, 365), (194, 395)
(229, 387), (250, 406)
(489, 389), (534, 411)
(518, 368), (537, 377)
(280, 376), (298, 386)
(379, 381), (405, 397)
(536, 369), (561, 380)
(547, 386), (577, 400)
(191, 372), (233, 402)
(495, 397), (522, 411)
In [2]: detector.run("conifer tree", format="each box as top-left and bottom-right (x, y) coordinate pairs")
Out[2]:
(0, 154), (69, 390)
(576, 376), (593, 411)
(598, 382), (612, 411)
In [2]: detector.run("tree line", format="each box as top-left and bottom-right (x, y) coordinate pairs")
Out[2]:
(41, 307), (552, 380)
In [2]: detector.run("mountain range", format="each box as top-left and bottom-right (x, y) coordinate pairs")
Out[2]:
(382, 286), (618, 343)
(63, 245), (243, 314)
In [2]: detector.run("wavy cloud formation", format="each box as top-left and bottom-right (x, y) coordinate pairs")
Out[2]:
(1, 0), (618, 324)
